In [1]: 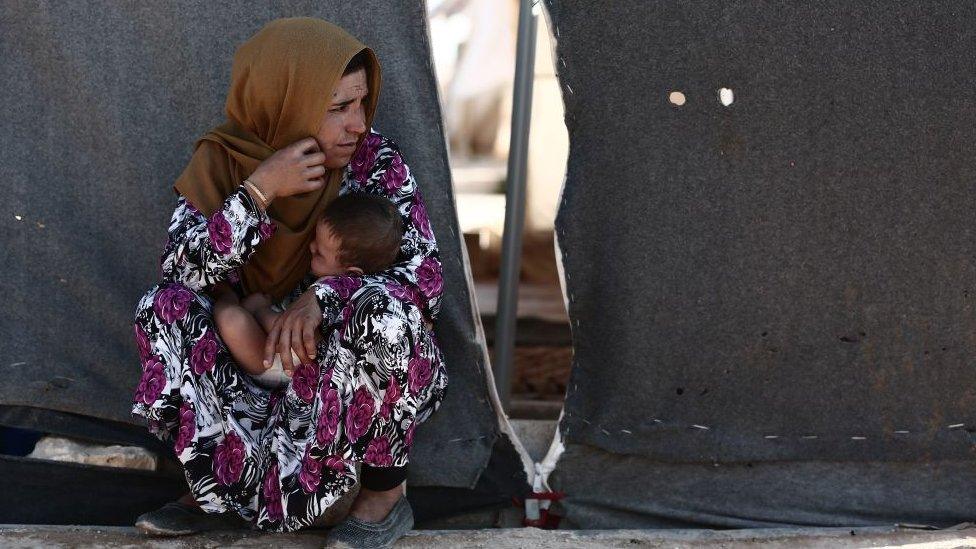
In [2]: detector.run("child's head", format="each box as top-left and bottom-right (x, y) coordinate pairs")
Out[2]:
(310, 194), (404, 277)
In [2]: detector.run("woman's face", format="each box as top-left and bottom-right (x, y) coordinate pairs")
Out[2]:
(315, 68), (369, 169)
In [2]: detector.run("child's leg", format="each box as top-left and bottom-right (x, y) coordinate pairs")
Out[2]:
(213, 298), (271, 376)
(241, 293), (277, 333)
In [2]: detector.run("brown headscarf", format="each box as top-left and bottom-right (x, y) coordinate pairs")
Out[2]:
(174, 17), (382, 300)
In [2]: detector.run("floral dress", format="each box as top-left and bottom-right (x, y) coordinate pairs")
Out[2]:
(131, 131), (448, 532)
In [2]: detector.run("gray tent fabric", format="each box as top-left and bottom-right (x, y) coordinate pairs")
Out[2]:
(546, 0), (976, 527)
(0, 2), (520, 492)
(550, 445), (976, 529)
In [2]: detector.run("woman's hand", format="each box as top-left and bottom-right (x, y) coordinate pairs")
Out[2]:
(247, 137), (328, 203)
(263, 286), (322, 374)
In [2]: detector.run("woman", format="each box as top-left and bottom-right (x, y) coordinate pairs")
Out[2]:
(130, 17), (448, 544)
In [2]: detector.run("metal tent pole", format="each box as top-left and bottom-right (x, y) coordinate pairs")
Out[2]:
(494, 0), (538, 411)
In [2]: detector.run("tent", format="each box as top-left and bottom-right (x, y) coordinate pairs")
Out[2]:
(6, 0), (976, 531)
(0, 1), (530, 525)
(543, 0), (976, 528)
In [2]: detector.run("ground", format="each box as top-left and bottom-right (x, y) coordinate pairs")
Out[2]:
(2, 525), (976, 548)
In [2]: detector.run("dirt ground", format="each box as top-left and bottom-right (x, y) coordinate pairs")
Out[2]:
(2, 524), (976, 548)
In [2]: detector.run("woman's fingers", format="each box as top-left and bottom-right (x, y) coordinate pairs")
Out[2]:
(291, 323), (310, 365)
(302, 152), (326, 166)
(303, 178), (326, 192)
(278, 322), (295, 372)
(263, 288), (323, 374)
(264, 317), (282, 367)
(251, 137), (328, 200)
(302, 319), (317, 360)
(303, 165), (326, 179)
(294, 137), (320, 154)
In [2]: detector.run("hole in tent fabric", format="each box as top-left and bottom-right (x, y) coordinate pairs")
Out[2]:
(669, 91), (686, 106)
(719, 87), (734, 106)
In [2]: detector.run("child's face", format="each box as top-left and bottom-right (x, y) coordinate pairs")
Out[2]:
(310, 220), (347, 277)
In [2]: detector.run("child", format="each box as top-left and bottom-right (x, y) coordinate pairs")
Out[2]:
(212, 193), (405, 389)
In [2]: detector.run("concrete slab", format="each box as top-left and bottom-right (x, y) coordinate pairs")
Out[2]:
(2, 524), (976, 548)
(28, 436), (157, 471)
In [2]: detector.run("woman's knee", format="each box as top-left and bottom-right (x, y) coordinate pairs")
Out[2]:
(135, 282), (211, 326)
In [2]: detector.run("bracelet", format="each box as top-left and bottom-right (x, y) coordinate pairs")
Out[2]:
(244, 178), (269, 206)
(243, 178), (270, 209)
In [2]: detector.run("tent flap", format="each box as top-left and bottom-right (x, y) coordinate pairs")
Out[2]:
(547, 0), (976, 527)
(0, 1), (523, 494)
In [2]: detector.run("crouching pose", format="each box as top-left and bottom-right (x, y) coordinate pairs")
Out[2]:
(130, 17), (448, 546)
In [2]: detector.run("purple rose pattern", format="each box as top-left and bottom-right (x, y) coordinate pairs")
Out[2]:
(213, 431), (245, 486)
(384, 281), (409, 301)
(292, 362), (318, 403)
(316, 383), (342, 446)
(258, 220), (277, 241)
(385, 282), (425, 311)
(381, 154), (407, 195)
(207, 211), (233, 256)
(351, 133), (383, 184)
(158, 187), (273, 292)
(152, 284), (194, 324)
(380, 377), (401, 420)
(363, 436), (393, 467)
(326, 276), (363, 300)
(408, 354), (433, 395)
(134, 323), (151, 361)
(325, 455), (347, 472)
(263, 461), (284, 522)
(299, 446), (323, 494)
(410, 197), (434, 239)
(416, 257), (443, 299)
(135, 355), (166, 405)
(174, 403), (195, 454)
(190, 329), (219, 375)
(345, 387), (375, 443)
(132, 132), (450, 533)
(405, 422), (417, 449)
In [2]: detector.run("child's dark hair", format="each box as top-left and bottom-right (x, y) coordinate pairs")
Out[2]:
(323, 194), (404, 274)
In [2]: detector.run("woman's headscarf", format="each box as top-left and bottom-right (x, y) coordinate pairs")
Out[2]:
(174, 17), (382, 300)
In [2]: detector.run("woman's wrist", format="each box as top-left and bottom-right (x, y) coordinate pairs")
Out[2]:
(243, 176), (275, 210)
